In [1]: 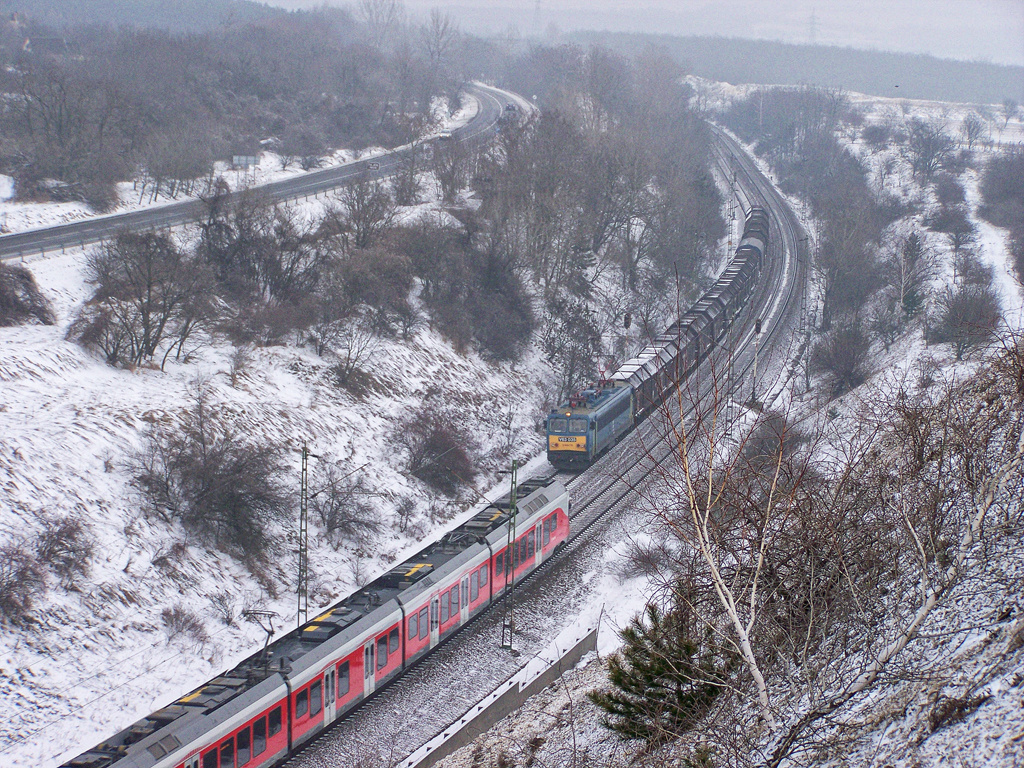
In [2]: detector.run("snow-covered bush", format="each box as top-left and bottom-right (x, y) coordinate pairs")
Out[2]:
(132, 381), (291, 561)
(34, 515), (94, 589)
(0, 542), (46, 624)
(0, 262), (56, 327)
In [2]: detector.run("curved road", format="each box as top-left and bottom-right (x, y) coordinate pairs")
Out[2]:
(0, 83), (517, 262)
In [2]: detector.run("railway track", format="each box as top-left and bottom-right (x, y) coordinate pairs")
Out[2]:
(288, 123), (809, 767)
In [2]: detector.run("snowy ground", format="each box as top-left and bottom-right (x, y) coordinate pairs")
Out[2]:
(0, 182), (558, 766)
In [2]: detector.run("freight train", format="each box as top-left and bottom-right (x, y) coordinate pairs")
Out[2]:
(547, 207), (770, 467)
(63, 478), (569, 768)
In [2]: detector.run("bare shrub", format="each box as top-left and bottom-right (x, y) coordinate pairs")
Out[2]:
(0, 543), (46, 623)
(811, 322), (872, 396)
(311, 463), (382, 548)
(334, 177), (397, 249)
(133, 379), (290, 560)
(71, 231), (211, 368)
(209, 591), (236, 626)
(35, 516), (94, 588)
(861, 123), (890, 148)
(331, 318), (378, 386)
(161, 604), (209, 645)
(928, 284), (1001, 360)
(339, 245), (413, 335)
(904, 117), (955, 178)
(229, 345), (252, 387)
(0, 263), (56, 326)
(401, 403), (475, 495)
(926, 205), (977, 258)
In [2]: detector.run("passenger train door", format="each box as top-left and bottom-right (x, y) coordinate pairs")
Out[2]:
(324, 668), (336, 722)
(363, 640), (376, 697)
(430, 595), (440, 647)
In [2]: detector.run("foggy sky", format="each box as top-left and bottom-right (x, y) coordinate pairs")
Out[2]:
(272, 0), (1024, 68)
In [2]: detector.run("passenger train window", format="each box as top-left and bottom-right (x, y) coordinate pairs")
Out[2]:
(450, 585), (459, 613)
(364, 646), (372, 678)
(470, 572), (479, 601)
(549, 418), (567, 433)
(389, 628), (399, 654)
(543, 517), (551, 546)
(296, 689), (309, 718)
(408, 611), (418, 640)
(495, 552), (504, 576)
(528, 530), (535, 558)
(569, 418), (588, 432)
(219, 739), (234, 768)
(338, 661), (350, 697)
(418, 607), (429, 639)
(253, 717), (266, 756)
(310, 681), (322, 716)
(481, 564), (488, 586)
(377, 636), (388, 669)
(237, 727), (251, 766)
(269, 707), (282, 736)
(203, 750), (218, 768)
(462, 580), (468, 606)
(440, 592), (449, 623)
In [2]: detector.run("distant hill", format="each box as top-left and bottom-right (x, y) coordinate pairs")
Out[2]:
(0, 0), (284, 32)
(572, 31), (1024, 105)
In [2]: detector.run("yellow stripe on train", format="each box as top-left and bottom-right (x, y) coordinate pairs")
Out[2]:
(548, 436), (586, 451)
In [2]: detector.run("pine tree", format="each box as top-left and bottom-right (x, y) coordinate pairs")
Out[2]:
(589, 601), (731, 747)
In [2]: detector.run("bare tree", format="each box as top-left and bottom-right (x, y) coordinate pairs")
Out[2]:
(903, 118), (955, 178)
(431, 137), (469, 205)
(311, 463), (382, 548)
(1000, 98), (1019, 131)
(958, 112), (986, 152)
(71, 231), (211, 368)
(420, 9), (459, 70)
(334, 178), (397, 249)
(357, 0), (405, 50)
(331, 317), (378, 385)
(929, 283), (1001, 360)
(882, 230), (934, 317)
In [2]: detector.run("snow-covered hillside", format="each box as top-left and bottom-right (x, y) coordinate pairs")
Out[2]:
(0, 181), (556, 766)
(430, 87), (1024, 768)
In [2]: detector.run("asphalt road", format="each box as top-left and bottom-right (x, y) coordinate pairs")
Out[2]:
(0, 82), (517, 262)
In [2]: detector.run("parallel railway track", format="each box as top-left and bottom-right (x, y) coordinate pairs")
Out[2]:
(289, 122), (809, 766)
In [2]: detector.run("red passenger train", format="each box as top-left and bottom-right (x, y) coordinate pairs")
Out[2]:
(64, 478), (570, 768)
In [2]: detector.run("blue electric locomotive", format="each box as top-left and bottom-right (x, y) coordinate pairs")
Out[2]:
(546, 382), (634, 467)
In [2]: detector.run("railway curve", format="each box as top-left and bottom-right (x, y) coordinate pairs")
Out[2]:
(286, 121), (810, 767)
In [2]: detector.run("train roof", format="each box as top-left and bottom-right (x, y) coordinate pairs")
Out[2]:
(548, 380), (631, 419)
(65, 477), (567, 768)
